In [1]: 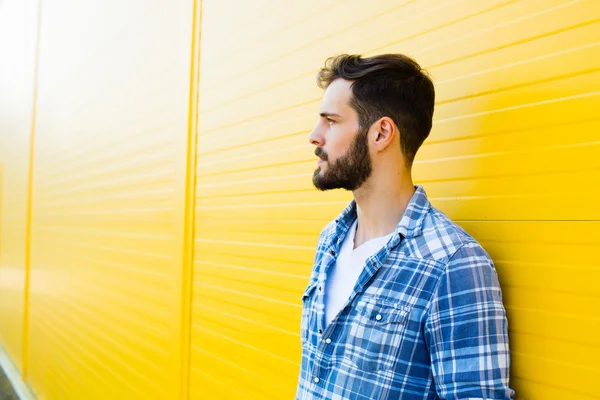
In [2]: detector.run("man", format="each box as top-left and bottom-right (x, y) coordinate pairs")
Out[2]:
(296, 54), (514, 399)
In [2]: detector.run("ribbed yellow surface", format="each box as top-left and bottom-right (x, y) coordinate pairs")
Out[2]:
(1, 0), (599, 399)
(0, 0), (196, 398)
(0, 0), (39, 374)
(191, 0), (600, 399)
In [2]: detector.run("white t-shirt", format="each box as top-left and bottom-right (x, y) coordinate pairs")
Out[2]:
(324, 219), (393, 326)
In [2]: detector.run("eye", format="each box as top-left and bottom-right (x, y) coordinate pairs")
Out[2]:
(326, 117), (335, 124)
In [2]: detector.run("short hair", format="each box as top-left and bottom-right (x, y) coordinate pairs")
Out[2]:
(317, 54), (435, 166)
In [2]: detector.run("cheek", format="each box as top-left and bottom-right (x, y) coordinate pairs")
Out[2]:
(327, 126), (353, 158)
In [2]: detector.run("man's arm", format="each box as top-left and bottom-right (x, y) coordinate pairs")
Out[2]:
(424, 242), (515, 399)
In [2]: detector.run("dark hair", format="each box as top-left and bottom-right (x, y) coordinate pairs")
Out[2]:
(317, 54), (435, 166)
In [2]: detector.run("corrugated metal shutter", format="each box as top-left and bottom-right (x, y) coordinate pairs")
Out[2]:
(191, 0), (600, 399)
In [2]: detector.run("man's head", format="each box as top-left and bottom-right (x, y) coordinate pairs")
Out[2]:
(309, 54), (435, 191)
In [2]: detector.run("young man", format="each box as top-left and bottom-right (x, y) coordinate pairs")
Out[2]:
(296, 54), (514, 399)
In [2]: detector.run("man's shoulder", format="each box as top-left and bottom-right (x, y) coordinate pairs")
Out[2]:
(318, 220), (337, 243)
(409, 205), (490, 266)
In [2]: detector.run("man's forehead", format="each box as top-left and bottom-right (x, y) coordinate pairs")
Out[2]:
(319, 79), (353, 115)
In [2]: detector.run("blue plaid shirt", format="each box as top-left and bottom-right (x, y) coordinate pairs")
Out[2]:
(296, 186), (514, 399)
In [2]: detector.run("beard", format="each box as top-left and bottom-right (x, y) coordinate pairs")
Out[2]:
(312, 125), (372, 191)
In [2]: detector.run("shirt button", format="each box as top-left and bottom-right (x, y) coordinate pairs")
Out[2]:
(375, 314), (382, 321)
(325, 338), (332, 344)
(314, 377), (320, 383)
(318, 328), (323, 334)
(329, 250), (335, 256)
(318, 286), (322, 292)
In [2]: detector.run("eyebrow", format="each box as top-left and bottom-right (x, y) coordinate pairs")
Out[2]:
(320, 112), (342, 118)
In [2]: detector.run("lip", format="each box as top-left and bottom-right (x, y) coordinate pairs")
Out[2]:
(317, 158), (325, 165)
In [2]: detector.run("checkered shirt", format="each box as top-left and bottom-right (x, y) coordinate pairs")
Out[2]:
(296, 185), (515, 399)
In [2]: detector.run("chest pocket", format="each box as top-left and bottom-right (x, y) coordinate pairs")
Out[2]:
(300, 280), (319, 345)
(345, 297), (411, 373)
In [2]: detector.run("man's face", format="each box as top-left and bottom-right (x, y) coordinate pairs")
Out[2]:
(309, 79), (372, 191)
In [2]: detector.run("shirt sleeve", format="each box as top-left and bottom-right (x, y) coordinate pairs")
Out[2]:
(424, 242), (515, 400)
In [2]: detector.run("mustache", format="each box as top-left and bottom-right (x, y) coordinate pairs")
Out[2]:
(315, 147), (328, 161)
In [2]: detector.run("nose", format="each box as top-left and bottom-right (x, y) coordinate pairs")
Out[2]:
(308, 124), (324, 147)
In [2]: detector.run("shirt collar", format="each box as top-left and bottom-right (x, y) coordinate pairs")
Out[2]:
(334, 185), (430, 240)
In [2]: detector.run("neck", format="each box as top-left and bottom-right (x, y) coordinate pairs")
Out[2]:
(352, 169), (414, 248)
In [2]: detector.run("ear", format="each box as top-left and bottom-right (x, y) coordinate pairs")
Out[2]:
(372, 117), (396, 151)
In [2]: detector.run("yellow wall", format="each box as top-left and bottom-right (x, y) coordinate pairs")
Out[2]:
(1, 0), (199, 398)
(0, 0), (599, 399)
(0, 0), (39, 373)
(192, 0), (599, 399)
